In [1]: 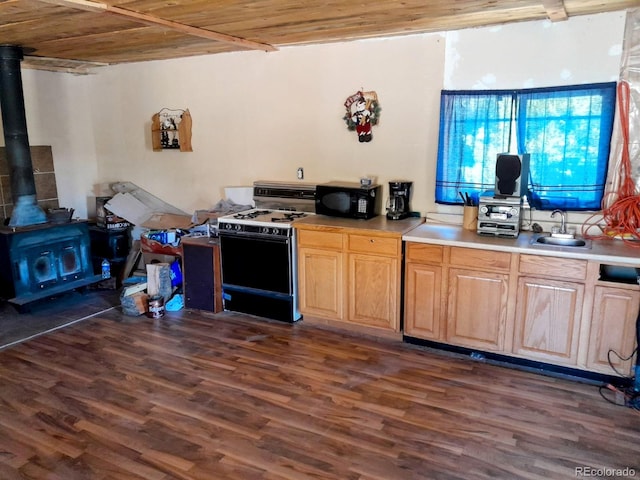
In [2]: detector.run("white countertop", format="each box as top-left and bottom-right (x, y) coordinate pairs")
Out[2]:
(402, 223), (640, 265)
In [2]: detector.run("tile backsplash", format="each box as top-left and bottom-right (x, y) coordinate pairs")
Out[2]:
(0, 145), (59, 223)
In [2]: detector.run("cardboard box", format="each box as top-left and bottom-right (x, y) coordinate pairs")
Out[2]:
(120, 291), (149, 316)
(140, 235), (182, 256)
(96, 196), (131, 230)
(142, 252), (179, 265)
(104, 183), (192, 230)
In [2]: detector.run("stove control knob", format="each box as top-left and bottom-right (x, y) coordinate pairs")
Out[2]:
(234, 224), (242, 231)
(271, 228), (280, 235)
(479, 205), (488, 214)
(261, 226), (270, 234)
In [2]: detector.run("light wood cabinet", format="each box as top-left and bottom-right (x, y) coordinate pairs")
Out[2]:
(404, 238), (639, 376)
(447, 268), (509, 351)
(587, 284), (640, 375)
(404, 244), (511, 349)
(348, 252), (398, 330)
(404, 243), (445, 340)
(298, 230), (344, 320)
(518, 254), (587, 281)
(512, 255), (587, 366)
(297, 227), (404, 334)
(298, 247), (344, 320)
(513, 276), (584, 366)
(449, 246), (511, 271)
(446, 247), (511, 351)
(404, 263), (443, 340)
(346, 233), (401, 330)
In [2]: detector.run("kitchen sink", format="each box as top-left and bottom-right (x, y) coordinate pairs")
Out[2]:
(530, 234), (592, 249)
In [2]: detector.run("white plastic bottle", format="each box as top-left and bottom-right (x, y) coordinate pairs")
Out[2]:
(101, 259), (111, 279)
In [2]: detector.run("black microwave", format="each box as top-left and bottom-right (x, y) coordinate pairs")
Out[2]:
(315, 182), (382, 219)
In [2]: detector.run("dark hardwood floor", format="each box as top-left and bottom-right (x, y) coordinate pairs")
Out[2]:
(0, 304), (638, 479)
(0, 288), (121, 349)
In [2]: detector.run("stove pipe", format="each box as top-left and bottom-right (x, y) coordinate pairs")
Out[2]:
(0, 45), (46, 227)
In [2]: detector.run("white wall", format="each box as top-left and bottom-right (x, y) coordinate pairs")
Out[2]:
(21, 70), (99, 216)
(86, 33), (445, 217)
(444, 13), (624, 90)
(6, 10), (628, 220)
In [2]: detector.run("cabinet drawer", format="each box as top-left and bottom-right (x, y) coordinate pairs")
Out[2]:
(406, 243), (444, 264)
(348, 234), (399, 256)
(297, 230), (343, 250)
(519, 255), (587, 281)
(449, 247), (511, 271)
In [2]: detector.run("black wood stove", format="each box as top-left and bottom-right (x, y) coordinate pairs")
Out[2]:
(0, 45), (100, 308)
(0, 222), (100, 307)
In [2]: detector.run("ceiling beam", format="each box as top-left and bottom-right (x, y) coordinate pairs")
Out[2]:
(22, 55), (108, 74)
(38, 0), (277, 52)
(541, 0), (568, 21)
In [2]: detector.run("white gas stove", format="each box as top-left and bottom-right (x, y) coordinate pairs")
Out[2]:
(217, 208), (311, 237)
(218, 182), (316, 323)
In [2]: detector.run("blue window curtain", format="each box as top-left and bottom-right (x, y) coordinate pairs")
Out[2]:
(435, 90), (515, 204)
(435, 82), (617, 210)
(517, 82), (617, 210)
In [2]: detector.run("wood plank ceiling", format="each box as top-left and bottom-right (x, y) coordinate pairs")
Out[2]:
(0, 0), (637, 74)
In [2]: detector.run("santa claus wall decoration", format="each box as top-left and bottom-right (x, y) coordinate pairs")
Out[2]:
(343, 90), (380, 143)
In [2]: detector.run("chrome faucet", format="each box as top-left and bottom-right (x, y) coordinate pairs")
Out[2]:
(550, 209), (567, 235)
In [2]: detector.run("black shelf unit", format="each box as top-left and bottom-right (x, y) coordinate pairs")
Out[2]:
(89, 224), (131, 286)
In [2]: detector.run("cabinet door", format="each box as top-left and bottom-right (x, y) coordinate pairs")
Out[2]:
(404, 263), (443, 340)
(447, 268), (509, 351)
(587, 286), (639, 375)
(347, 253), (399, 331)
(513, 277), (583, 366)
(298, 247), (344, 320)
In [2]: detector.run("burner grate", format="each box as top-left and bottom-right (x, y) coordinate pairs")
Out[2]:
(233, 209), (272, 220)
(271, 212), (307, 223)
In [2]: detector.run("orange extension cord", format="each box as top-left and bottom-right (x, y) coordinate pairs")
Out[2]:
(582, 81), (640, 247)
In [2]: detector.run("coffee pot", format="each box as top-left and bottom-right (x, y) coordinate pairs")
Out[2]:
(386, 181), (412, 220)
(386, 195), (406, 219)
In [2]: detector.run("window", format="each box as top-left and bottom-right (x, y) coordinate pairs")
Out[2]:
(435, 82), (617, 210)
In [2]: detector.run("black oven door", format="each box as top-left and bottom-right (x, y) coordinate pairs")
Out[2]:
(219, 234), (291, 294)
(219, 233), (298, 322)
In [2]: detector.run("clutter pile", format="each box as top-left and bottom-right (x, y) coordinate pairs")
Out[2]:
(100, 182), (250, 317)
(120, 260), (183, 318)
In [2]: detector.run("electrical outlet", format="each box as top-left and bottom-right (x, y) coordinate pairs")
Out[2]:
(297, 167), (304, 180)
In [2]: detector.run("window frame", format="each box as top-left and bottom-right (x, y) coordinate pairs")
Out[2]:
(435, 82), (617, 211)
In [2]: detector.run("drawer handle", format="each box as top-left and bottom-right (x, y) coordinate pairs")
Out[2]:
(370, 239), (375, 243)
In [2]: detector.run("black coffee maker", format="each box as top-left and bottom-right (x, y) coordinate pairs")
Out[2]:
(386, 181), (412, 220)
